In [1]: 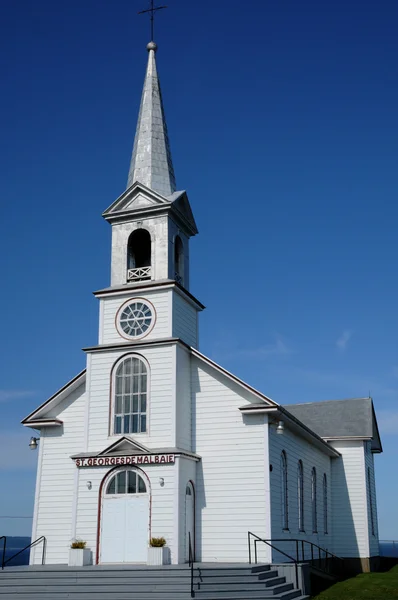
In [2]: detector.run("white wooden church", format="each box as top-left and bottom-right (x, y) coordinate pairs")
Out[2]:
(23, 41), (382, 573)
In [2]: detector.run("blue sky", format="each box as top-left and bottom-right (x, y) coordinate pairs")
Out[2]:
(1, 0), (397, 538)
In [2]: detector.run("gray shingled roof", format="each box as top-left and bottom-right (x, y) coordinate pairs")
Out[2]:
(283, 398), (381, 448)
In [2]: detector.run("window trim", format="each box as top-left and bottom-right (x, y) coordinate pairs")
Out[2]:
(298, 460), (305, 533)
(109, 353), (150, 437)
(323, 473), (328, 535)
(281, 451), (289, 531)
(105, 468), (148, 496)
(311, 467), (318, 533)
(115, 297), (157, 341)
(367, 467), (375, 536)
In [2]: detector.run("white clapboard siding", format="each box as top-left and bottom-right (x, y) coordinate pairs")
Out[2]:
(31, 384), (86, 565)
(192, 357), (267, 563)
(87, 345), (174, 450)
(172, 291), (198, 348)
(175, 345), (192, 450)
(269, 425), (332, 561)
(365, 444), (380, 557)
(330, 440), (369, 557)
(75, 463), (176, 564)
(99, 289), (171, 345)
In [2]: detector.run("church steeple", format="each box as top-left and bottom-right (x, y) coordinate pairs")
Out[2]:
(126, 42), (176, 196)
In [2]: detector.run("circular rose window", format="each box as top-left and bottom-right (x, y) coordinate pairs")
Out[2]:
(118, 300), (154, 339)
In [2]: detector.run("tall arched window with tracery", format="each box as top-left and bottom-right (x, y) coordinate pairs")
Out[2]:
(113, 355), (148, 435)
(281, 451), (288, 530)
(298, 460), (304, 532)
(311, 467), (317, 533)
(323, 473), (328, 534)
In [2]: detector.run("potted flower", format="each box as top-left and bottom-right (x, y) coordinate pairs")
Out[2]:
(68, 540), (91, 567)
(147, 537), (170, 565)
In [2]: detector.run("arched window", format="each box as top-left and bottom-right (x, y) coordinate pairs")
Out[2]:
(368, 467), (375, 536)
(174, 235), (184, 285)
(114, 356), (148, 435)
(311, 467), (317, 533)
(106, 469), (147, 495)
(281, 451), (288, 530)
(127, 229), (151, 281)
(323, 474), (328, 534)
(297, 460), (304, 532)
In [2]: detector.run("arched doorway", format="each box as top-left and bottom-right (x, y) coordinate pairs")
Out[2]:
(185, 481), (195, 562)
(100, 468), (150, 563)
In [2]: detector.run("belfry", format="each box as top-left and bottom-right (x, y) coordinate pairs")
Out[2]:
(22, 37), (381, 582)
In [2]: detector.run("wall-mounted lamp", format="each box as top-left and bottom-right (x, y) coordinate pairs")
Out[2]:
(86, 481), (92, 490)
(29, 437), (40, 450)
(276, 420), (285, 435)
(159, 477), (165, 487)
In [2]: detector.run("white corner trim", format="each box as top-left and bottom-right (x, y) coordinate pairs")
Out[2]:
(171, 345), (177, 447)
(168, 288), (174, 338)
(30, 428), (45, 564)
(172, 456), (180, 564)
(83, 354), (92, 452)
(263, 414), (272, 563)
(70, 467), (80, 541)
(98, 299), (104, 345)
(361, 444), (371, 555)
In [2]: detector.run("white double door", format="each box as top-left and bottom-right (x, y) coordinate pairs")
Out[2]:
(101, 494), (149, 563)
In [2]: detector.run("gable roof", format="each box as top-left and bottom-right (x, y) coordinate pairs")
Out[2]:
(283, 397), (382, 452)
(191, 348), (278, 407)
(22, 370), (86, 427)
(98, 436), (150, 456)
(102, 182), (198, 236)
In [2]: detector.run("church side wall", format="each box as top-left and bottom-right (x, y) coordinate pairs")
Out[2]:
(99, 289), (171, 345)
(30, 384), (86, 565)
(269, 425), (332, 561)
(172, 290), (198, 348)
(365, 447), (380, 557)
(87, 345), (174, 450)
(192, 358), (267, 562)
(330, 440), (369, 558)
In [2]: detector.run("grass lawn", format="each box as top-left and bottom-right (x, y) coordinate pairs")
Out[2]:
(312, 566), (398, 599)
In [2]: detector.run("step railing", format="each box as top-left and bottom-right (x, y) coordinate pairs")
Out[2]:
(1, 536), (46, 569)
(248, 532), (344, 582)
(0, 538), (5, 570)
(248, 532), (299, 589)
(188, 532), (194, 597)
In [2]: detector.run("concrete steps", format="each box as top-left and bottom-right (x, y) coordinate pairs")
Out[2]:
(0, 564), (309, 599)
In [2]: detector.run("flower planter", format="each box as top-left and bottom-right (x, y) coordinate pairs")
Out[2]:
(68, 548), (92, 567)
(147, 546), (170, 566)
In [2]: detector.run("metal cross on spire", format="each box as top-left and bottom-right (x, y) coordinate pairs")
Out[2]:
(138, 0), (168, 42)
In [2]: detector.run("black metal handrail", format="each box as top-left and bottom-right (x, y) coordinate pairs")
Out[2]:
(2, 536), (46, 570)
(0, 537), (6, 571)
(188, 532), (194, 598)
(248, 532), (299, 589)
(248, 532), (344, 584)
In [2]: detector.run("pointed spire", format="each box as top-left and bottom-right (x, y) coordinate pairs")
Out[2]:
(127, 42), (176, 196)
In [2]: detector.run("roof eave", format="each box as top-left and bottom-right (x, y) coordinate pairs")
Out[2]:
(22, 419), (63, 428)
